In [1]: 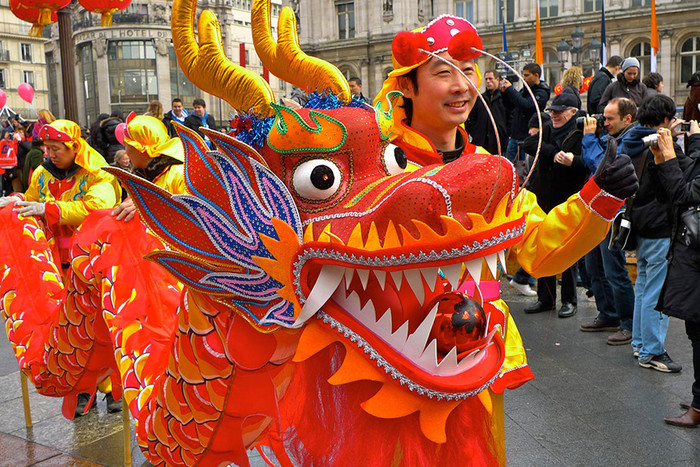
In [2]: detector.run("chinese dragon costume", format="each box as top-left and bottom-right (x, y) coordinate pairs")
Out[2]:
(0, 1), (632, 465)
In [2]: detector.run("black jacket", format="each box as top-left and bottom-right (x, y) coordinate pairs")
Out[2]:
(503, 81), (551, 141)
(465, 89), (510, 155)
(99, 116), (125, 164)
(587, 67), (614, 115)
(184, 113), (218, 137)
(162, 110), (189, 138)
(598, 74), (649, 111)
(656, 133), (700, 322)
(522, 117), (588, 212)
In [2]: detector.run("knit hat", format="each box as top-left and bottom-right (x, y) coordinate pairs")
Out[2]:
(122, 113), (184, 162)
(621, 57), (640, 72)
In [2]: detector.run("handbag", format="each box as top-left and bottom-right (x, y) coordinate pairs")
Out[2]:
(679, 205), (700, 249)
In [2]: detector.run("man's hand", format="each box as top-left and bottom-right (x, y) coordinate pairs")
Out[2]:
(690, 120), (700, 136)
(500, 79), (512, 90)
(554, 151), (574, 166)
(593, 136), (638, 199)
(650, 128), (676, 164)
(670, 119), (686, 137)
(583, 116), (598, 135)
(14, 201), (45, 217)
(0, 195), (20, 208)
(112, 198), (137, 222)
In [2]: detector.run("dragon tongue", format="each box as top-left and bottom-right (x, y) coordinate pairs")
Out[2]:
(295, 264), (345, 326)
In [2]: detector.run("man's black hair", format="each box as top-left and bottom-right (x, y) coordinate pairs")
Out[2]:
(193, 98), (206, 108)
(606, 56), (623, 68)
(642, 72), (663, 90)
(172, 97), (183, 104)
(401, 67), (419, 124)
(637, 94), (676, 127)
(484, 69), (501, 80)
(349, 76), (362, 85)
(523, 63), (541, 77)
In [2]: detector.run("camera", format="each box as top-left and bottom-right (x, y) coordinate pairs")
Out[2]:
(576, 114), (605, 131)
(642, 134), (659, 148)
(505, 72), (520, 84)
(680, 122), (691, 132)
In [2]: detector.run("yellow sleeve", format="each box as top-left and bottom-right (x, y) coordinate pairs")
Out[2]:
(52, 171), (121, 226)
(514, 179), (624, 278)
(23, 167), (46, 202)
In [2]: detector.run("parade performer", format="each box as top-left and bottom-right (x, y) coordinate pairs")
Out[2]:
(0, 2), (637, 466)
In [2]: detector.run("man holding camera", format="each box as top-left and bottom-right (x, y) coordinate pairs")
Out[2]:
(618, 94), (684, 372)
(465, 69), (510, 155)
(579, 98), (638, 344)
(521, 92), (589, 317)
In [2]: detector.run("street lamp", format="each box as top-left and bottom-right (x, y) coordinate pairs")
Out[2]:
(557, 38), (571, 72)
(571, 25), (585, 66)
(588, 37), (601, 68)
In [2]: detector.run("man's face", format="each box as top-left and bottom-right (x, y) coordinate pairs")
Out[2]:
(125, 143), (150, 169)
(44, 140), (77, 170)
(484, 72), (499, 91)
(193, 104), (205, 117)
(349, 80), (362, 97)
(603, 103), (629, 135)
(172, 101), (184, 116)
(549, 108), (577, 128)
(523, 69), (539, 87)
(623, 67), (638, 83)
(400, 53), (478, 135)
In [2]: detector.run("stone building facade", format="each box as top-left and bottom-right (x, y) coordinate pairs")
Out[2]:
(297, 0), (700, 107)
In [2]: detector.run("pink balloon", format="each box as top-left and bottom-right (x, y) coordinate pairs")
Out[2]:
(0, 89), (6, 108)
(115, 122), (127, 145)
(17, 83), (33, 104)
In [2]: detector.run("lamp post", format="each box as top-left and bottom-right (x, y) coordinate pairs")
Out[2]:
(571, 25), (585, 66)
(556, 38), (571, 73)
(588, 37), (601, 69)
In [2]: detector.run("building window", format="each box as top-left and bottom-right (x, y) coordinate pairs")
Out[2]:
(496, 0), (515, 23)
(681, 37), (700, 84)
(0, 69), (5, 89)
(542, 50), (561, 89)
(108, 40), (157, 115)
(629, 41), (651, 78)
(78, 44), (100, 126)
(336, 1), (355, 40)
(46, 52), (59, 115)
(169, 47), (199, 108)
(631, 0), (650, 6)
(584, 0), (603, 12)
(20, 43), (32, 62)
(540, 0), (558, 18)
(23, 70), (34, 88)
(455, 0), (474, 22)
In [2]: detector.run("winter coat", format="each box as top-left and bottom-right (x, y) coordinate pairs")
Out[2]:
(683, 83), (700, 123)
(465, 89), (510, 155)
(503, 81), (551, 141)
(99, 116), (125, 164)
(522, 117), (589, 212)
(598, 73), (649, 110)
(619, 124), (684, 238)
(184, 113), (218, 137)
(656, 133), (700, 323)
(162, 109), (189, 138)
(587, 67), (614, 115)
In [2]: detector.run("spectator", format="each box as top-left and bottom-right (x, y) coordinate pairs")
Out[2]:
(642, 72), (664, 97)
(32, 109), (56, 139)
(653, 121), (700, 426)
(683, 71), (700, 123)
(599, 57), (649, 110)
(21, 138), (44, 191)
(465, 69), (511, 155)
(162, 98), (189, 137)
(522, 92), (589, 318)
(348, 77), (370, 104)
(144, 100), (164, 120)
(99, 111), (125, 164)
(619, 94), (683, 372)
(579, 98), (637, 344)
(112, 149), (131, 172)
(561, 66), (584, 110)
(184, 98), (217, 149)
(0, 129), (18, 195)
(502, 63), (551, 162)
(587, 55), (623, 115)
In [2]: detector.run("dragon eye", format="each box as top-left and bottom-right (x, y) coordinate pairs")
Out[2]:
(292, 159), (342, 200)
(383, 143), (407, 175)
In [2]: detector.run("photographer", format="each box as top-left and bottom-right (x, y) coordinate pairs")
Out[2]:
(618, 94), (684, 372)
(521, 93), (589, 318)
(653, 122), (700, 426)
(465, 69), (511, 155)
(579, 98), (637, 344)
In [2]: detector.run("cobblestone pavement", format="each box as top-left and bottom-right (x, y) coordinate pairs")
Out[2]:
(1, 279), (698, 466)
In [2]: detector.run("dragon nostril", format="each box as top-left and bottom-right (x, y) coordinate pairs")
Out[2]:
(430, 292), (487, 354)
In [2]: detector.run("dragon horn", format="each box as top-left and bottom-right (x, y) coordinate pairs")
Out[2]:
(172, 0), (276, 117)
(251, 0), (351, 102)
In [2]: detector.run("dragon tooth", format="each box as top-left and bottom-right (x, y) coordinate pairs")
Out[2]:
(417, 339), (439, 371)
(465, 258), (482, 286)
(358, 298), (376, 325)
(456, 348), (485, 372)
(387, 320), (410, 350)
(437, 346), (459, 375)
(485, 253), (498, 280)
(357, 269), (370, 290)
(404, 269), (425, 306)
(420, 267), (440, 292)
(405, 302), (439, 359)
(375, 309), (393, 338)
(484, 311), (492, 338)
(390, 270), (403, 289)
(441, 262), (463, 290)
(344, 268), (355, 289)
(295, 264), (345, 326)
(374, 270), (387, 290)
(497, 249), (508, 274)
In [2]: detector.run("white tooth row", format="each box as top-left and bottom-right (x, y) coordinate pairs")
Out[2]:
(331, 287), (496, 377)
(293, 250), (507, 327)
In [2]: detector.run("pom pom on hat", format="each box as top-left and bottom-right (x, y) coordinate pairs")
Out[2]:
(447, 30), (483, 61)
(392, 31), (430, 67)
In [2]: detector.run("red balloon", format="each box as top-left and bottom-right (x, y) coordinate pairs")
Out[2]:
(18, 82), (34, 103)
(0, 89), (6, 109)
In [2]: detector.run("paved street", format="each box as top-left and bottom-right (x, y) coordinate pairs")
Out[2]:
(1, 279), (698, 466)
